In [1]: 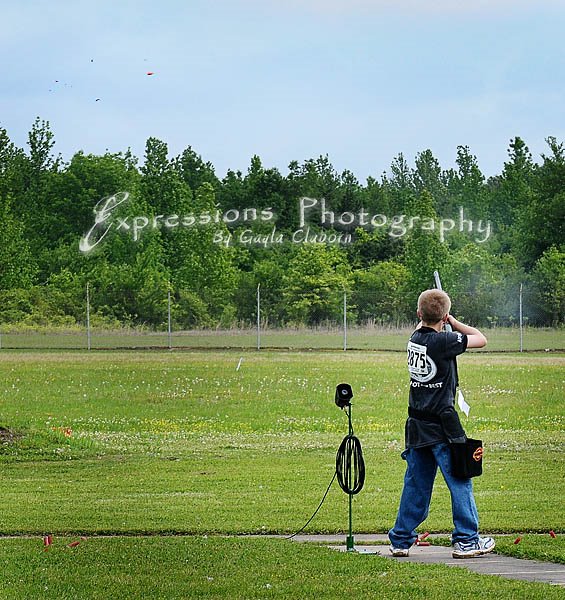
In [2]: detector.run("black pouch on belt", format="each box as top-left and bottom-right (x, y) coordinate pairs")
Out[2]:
(450, 439), (483, 478)
(408, 407), (483, 478)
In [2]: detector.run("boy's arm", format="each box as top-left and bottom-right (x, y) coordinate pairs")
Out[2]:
(447, 316), (487, 348)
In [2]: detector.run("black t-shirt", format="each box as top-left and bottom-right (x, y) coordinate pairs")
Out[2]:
(405, 326), (468, 448)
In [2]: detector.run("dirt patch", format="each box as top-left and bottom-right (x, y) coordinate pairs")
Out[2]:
(0, 427), (21, 444)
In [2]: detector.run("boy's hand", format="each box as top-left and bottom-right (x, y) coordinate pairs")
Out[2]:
(447, 315), (487, 348)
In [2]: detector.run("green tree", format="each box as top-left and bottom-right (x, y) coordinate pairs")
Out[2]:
(413, 149), (449, 214)
(335, 168), (363, 215)
(351, 261), (410, 325)
(139, 140), (238, 325)
(286, 155), (342, 229)
(489, 137), (537, 255)
(531, 246), (565, 325)
(241, 156), (293, 229)
(0, 195), (37, 289)
(0, 128), (27, 202)
(382, 152), (414, 214)
(358, 176), (392, 219)
(444, 245), (523, 326)
(445, 145), (488, 219)
(86, 232), (171, 326)
(402, 190), (450, 306)
(40, 151), (140, 250)
(141, 137), (190, 215)
(14, 119), (60, 255)
(294, 155), (340, 203)
(282, 244), (352, 325)
(346, 227), (398, 269)
(174, 145), (219, 192)
(216, 169), (246, 233)
(514, 137), (565, 267)
(233, 257), (288, 325)
(168, 183), (238, 324)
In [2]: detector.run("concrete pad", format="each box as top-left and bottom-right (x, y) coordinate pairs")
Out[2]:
(328, 543), (565, 587)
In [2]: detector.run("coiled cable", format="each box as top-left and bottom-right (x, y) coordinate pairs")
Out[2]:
(287, 425), (365, 539)
(336, 433), (365, 495)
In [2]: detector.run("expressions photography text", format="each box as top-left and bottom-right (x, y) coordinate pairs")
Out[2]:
(79, 192), (492, 253)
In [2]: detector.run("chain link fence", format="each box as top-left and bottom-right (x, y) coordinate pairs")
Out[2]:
(0, 283), (563, 352)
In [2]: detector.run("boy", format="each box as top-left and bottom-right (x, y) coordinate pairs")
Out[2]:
(388, 289), (495, 559)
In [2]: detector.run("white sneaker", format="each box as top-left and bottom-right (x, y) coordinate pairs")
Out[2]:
(390, 545), (411, 557)
(452, 536), (495, 559)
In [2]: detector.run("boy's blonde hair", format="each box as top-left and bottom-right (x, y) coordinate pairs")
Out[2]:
(418, 289), (451, 324)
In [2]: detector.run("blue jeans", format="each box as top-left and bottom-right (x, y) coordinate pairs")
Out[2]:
(388, 443), (479, 549)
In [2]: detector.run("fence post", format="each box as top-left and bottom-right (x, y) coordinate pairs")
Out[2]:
(167, 290), (172, 350)
(343, 291), (347, 351)
(519, 283), (523, 352)
(86, 282), (91, 351)
(256, 283), (261, 350)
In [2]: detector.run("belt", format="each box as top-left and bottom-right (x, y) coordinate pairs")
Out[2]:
(408, 407), (442, 424)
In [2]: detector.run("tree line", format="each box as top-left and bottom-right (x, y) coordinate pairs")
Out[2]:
(0, 118), (563, 329)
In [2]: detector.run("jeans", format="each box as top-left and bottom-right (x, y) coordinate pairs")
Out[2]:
(388, 443), (479, 549)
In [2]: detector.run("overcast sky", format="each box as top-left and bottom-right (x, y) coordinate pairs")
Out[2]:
(2, 0), (564, 182)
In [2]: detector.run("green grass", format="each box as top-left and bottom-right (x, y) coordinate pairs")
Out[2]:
(0, 350), (563, 597)
(0, 350), (563, 535)
(0, 536), (563, 600)
(494, 535), (565, 565)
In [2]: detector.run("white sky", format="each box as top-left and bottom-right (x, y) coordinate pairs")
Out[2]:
(1, 0), (564, 181)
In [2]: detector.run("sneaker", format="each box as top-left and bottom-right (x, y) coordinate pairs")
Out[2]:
(452, 536), (495, 559)
(390, 545), (411, 557)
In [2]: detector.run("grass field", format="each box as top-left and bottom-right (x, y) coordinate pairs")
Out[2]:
(0, 349), (563, 598)
(1, 325), (563, 351)
(1, 536), (564, 600)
